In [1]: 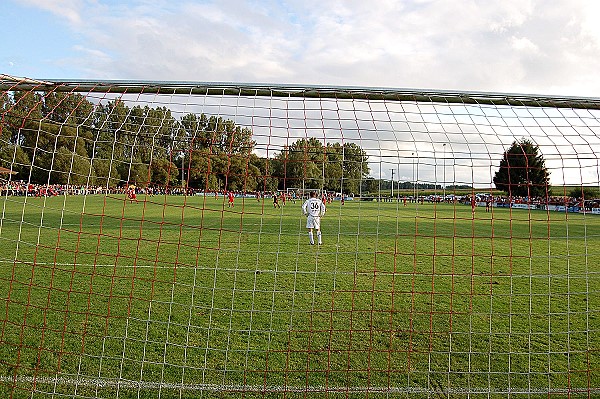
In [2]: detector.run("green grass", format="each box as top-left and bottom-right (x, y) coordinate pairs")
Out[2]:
(0, 194), (597, 398)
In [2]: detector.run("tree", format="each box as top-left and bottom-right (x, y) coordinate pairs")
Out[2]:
(253, 156), (278, 192)
(118, 161), (149, 186)
(92, 158), (122, 188)
(272, 139), (370, 193)
(0, 144), (30, 181)
(324, 143), (344, 192)
(49, 147), (94, 185)
(361, 177), (379, 195)
(493, 139), (550, 198)
(337, 142), (369, 194)
(568, 186), (598, 200)
(273, 138), (325, 190)
(6, 90), (44, 146)
(150, 158), (178, 187)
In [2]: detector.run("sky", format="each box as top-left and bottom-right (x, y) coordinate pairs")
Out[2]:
(2, 0), (600, 98)
(1, 0), (600, 187)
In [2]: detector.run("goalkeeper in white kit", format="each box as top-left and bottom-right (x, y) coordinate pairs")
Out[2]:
(302, 191), (326, 245)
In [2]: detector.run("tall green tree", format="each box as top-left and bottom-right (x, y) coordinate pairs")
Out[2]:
(272, 139), (370, 193)
(6, 90), (44, 146)
(183, 113), (258, 191)
(273, 138), (325, 190)
(49, 147), (95, 185)
(0, 144), (30, 181)
(324, 143), (344, 192)
(91, 100), (129, 186)
(43, 92), (95, 128)
(149, 157), (178, 186)
(337, 142), (369, 194)
(493, 139), (550, 198)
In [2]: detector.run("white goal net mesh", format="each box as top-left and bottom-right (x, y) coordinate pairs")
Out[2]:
(0, 76), (598, 397)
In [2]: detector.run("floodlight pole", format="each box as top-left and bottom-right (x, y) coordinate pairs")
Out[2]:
(412, 153), (415, 200)
(397, 162), (400, 201)
(443, 144), (447, 200)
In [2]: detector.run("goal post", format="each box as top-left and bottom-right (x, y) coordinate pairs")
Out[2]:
(0, 75), (598, 397)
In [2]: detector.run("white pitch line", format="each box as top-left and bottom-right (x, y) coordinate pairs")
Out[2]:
(0, 375), (591, 395)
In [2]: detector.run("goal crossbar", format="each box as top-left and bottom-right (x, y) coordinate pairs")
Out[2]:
(2, 75), (600, 110)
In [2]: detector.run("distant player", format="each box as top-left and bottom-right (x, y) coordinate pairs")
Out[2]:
(227, 191), (235, 207)
(273, 192), (281, 208)
(302, 191), (326, 245)
(127, 184), (137, 203)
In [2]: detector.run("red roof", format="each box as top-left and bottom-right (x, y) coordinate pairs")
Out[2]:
(0, 167), (17, 175)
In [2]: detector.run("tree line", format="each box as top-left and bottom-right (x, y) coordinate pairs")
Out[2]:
(2, 91), (592, 200)
(0, 91), (369, 193)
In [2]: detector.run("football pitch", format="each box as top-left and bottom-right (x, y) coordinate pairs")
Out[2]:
(0, 194), (597, 398)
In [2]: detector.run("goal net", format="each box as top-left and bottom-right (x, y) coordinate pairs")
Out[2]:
(0, 75), (598, 397)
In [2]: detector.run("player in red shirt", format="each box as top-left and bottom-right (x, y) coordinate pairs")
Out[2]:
(127, 184), (137, 203)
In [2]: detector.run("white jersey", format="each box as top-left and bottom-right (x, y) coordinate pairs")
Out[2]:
(302, 197), (326, 217)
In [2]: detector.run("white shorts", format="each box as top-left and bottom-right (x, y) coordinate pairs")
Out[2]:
(306, 215), (321, 230)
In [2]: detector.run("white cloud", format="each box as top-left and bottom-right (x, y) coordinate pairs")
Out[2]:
(510, 36), (540, 53)
(19, 0), (82, 25)
(17, 0), (600, 97)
